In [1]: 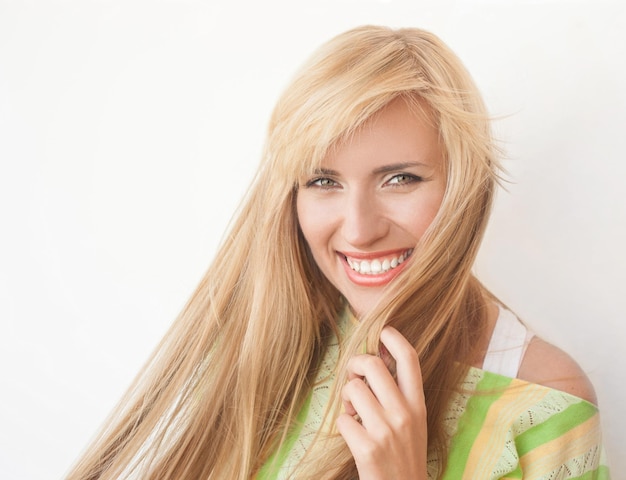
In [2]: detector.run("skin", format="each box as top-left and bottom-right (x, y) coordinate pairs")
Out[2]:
(335, 326), (428, 479)
(296, 97), (597, 478)
(519, 338), (597, 404)
(297, 98), (445, 316)
(297, 98), (443, 479)
(477, 305), (597, 404)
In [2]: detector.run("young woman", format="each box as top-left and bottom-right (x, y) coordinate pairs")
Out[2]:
(67, 26), (609, 479)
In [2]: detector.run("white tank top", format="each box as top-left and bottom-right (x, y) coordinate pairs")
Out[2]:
(482, 306), (534, 378)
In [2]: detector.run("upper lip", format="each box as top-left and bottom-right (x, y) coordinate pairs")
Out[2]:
(338, 248), (412, 260)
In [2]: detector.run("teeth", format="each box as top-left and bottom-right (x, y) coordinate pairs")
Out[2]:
(370, 259), (381, 274)
(346, 249), (413, 276)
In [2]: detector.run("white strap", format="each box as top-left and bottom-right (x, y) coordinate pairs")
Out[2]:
(482, 307), (534, 378)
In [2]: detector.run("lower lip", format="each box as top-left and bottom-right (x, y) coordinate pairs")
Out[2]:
(339, 254), (411, 287)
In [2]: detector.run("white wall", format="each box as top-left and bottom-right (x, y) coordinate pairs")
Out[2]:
(1, 1), (623, 478)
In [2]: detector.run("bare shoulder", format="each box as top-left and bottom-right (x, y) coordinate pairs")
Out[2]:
(518, 336), (598, 405)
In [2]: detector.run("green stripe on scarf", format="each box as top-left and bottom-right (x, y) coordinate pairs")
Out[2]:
(441, 371), (513, 479)
(515, 399), (598, 457)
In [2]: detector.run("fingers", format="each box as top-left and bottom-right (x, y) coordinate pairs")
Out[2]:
(341, 371), (387, 430)
(337, 326), (428, 479)
(379, 326), (425, 407)
(345, 353), (401, 411)
(341, 327), (425, 425)
(344, 327), (424, 410)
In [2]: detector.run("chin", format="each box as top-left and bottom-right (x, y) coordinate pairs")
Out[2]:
(344, 292), (383, 318)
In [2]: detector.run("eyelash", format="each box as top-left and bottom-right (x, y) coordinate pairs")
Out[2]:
(304, 173), (423, 190)
(386, 173), (422, 186)
(305, 177), (339, 189)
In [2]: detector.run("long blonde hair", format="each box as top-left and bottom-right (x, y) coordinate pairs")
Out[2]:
(67, 25), (500, 480)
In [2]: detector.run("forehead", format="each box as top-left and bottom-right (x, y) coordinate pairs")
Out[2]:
(321, 97), (443, 172)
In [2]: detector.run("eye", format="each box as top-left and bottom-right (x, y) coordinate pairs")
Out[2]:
(305, 177), (340, 189)
(386, 173), (422, 186)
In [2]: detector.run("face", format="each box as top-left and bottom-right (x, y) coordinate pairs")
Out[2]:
(296, 98), (446, 316)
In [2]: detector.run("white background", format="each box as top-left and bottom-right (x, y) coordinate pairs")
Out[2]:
(1, 1), (624, 478)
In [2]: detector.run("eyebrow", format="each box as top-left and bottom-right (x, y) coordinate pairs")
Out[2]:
(372, 162), (428, 174)
(312, 162), (428, 176)
(313, 167), (339, 176)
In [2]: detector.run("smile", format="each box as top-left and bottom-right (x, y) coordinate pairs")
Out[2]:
(344, 249), (414, 275)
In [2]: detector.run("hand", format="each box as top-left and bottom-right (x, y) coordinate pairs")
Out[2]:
(336, 326), (427, 480)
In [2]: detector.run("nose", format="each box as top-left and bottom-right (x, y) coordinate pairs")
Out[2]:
(341, 189), (388, 248)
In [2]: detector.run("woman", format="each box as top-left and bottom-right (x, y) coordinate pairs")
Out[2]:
(67, 26), (609, 479)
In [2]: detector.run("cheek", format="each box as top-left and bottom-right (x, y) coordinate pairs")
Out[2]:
(398, 189), (445, 238)
(296, 194), (328, 253)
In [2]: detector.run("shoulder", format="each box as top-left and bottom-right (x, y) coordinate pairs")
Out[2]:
(518, 336), (598, 405)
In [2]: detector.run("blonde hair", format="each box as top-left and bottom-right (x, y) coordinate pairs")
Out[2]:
(67, 25), (501, 480)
